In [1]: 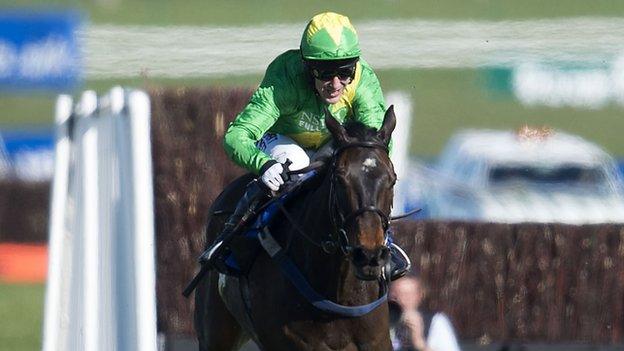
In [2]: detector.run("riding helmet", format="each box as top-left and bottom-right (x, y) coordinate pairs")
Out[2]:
(300, 12), (361, 61)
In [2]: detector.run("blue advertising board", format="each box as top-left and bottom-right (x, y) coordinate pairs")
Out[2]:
(0, 10), (82, 91)
(0, 128), (55, 181)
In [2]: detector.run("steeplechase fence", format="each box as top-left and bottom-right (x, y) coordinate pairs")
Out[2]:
(149, 87), (624, 347)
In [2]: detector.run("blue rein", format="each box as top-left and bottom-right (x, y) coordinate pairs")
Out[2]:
(247, 169), (388, 317)
(258, 227), (388, 317)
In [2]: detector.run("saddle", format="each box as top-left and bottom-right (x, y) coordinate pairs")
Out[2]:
(211, 170), (319, 276)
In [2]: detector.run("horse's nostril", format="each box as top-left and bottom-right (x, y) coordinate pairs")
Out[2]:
(352, 247), (369, 267)
(353, 246), (390, 267)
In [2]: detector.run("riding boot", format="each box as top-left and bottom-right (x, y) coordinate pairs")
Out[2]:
(199, 181), (270, 270)
(388, 241), (411, 281)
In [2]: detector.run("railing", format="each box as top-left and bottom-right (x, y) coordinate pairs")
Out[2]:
(42, 87), (157, 351)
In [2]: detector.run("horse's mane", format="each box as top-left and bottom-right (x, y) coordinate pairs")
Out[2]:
(343, 120), (384, 144)
(296, 119), (386, 179)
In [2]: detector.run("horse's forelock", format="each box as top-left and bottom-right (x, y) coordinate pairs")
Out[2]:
(342, 120), (384, 144)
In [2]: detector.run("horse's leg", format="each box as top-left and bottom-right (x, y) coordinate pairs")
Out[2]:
(194, 211), (248, 351)
(194, 268), (248, 350)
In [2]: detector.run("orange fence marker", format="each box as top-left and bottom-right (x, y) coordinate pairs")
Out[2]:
(0, 243), (48, 283)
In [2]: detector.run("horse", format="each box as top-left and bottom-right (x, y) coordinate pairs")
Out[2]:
(194, 106), (398, 351)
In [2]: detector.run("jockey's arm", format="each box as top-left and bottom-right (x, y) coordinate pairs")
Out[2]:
(223, 60), (294, 175)
(223, 87), (279, 175)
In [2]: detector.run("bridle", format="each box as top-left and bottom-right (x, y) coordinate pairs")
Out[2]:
(258, 141), (394, 316)
(326, 141), (392, 256)
(277, 140), (410, 259)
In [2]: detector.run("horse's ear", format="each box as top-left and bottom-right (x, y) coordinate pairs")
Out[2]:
(378, 105), (397, 145)
(325, 109), (353, 145)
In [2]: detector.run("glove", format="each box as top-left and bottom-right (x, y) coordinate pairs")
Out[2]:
(260, 162), (284, 191)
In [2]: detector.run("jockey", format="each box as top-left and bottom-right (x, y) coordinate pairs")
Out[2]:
(202, 12), (410, 280)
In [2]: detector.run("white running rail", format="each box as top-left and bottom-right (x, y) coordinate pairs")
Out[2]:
(83, 18), (624, 78)
(43, 87), (157, 351)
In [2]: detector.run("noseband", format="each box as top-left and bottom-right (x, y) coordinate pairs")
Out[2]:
(326, 141), (392, 255)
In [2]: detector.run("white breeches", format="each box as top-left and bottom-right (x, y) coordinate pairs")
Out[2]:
(256, 133), (312, 171)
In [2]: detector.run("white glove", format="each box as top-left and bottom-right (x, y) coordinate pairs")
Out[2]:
(260, 162), (284, 191)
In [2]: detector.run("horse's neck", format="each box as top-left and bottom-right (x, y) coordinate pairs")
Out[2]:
(295, 173), (381, 304)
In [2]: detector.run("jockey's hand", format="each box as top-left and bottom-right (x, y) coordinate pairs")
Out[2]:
(260, 162), (284, 191)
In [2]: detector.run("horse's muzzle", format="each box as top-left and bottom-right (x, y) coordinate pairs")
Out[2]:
(351, 245), (390, 280)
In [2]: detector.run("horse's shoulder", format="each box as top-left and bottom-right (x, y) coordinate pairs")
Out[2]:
(211, 173), (256, 215)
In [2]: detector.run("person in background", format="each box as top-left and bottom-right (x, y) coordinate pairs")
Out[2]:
(389, 273), (461, 351)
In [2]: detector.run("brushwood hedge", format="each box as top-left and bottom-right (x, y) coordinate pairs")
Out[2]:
(3, 87), (621, 345)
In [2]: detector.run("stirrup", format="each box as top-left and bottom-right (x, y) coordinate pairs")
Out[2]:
(389, 242), (411, 280)
(199, 236), (241, 276)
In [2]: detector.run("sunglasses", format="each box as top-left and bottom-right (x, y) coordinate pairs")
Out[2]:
(311, 66), (355, 82)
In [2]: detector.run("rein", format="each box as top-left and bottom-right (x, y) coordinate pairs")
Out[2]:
(280, 141), (393, 256)
(258, 227), (388, 317)
(254, 141), (393, 317)
(281, 141), (420, 255)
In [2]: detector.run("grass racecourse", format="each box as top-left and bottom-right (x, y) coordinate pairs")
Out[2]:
(6, 0), (624, 25)
(0, 283), (45, 351)
(1, 2), (624, 350)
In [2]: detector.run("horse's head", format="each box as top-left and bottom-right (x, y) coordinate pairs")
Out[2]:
(325, 106), (397, 281)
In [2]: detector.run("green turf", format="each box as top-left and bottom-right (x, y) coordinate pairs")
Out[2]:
(4, 0), (624, 25)
(0, 283), (45, 351)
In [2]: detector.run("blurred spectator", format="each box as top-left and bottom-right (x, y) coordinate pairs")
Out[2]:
(389, 274), (461, 351)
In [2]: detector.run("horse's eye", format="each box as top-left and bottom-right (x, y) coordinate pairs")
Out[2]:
(388, 174), (397, 188)
(390, 172), (397, 186)
(337, 176), (350, 189)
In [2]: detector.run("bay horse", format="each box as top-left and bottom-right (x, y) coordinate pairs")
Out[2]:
(194, 106), (398, 351)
